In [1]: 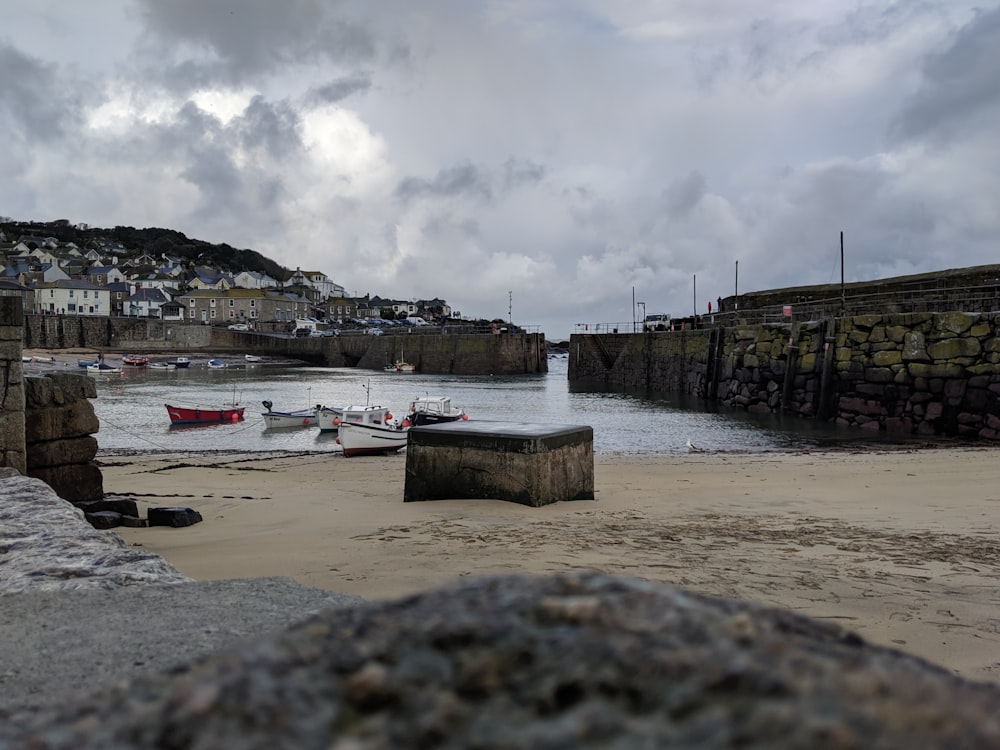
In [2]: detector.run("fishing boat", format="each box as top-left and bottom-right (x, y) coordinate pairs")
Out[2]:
(149, 362), (176, 371)
(403, 396), (468, 426)
(168, 356), (191, 369)
(336, 421), (409, 457)
(260, 400), (318, 429)
(164, 403), (245, 425)
(86, 362), (123, 375)
(122, 354), (149, 367)
(207, 359), (228, 369)
(318, 404), (393, 433)
(245, 354), (262, 363)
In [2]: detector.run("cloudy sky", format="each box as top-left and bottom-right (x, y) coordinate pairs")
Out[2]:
(3, 1), (999, 337)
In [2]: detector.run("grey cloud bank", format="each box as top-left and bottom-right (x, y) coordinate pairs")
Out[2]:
(2, 1), (998, 337)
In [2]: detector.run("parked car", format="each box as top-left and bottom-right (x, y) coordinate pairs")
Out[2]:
(228, 323), (249, 331)
(293, 328), (313, 337)
(366, 328), (383, 336)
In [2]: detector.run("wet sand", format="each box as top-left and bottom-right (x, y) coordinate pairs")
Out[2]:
(102, 445), (1000, 685)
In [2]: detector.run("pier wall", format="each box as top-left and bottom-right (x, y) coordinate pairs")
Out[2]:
(569, 311), (1000, 440)
(23, 315), (547, 374)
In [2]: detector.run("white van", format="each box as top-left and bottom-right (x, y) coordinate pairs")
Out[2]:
(405, 316), (429, 326)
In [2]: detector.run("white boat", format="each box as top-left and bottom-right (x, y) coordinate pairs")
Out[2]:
(207, 359), (227, 369)
(337, 421), (409, 457)
(149, 362), (177, 371)
(245, 354), (262, 363)
(318, 404), (393, 433)
(168, 356), (191, 369)
(86, 363), (123, 375)
(261, 400), (318, 429)
(404, 396), (468, 426)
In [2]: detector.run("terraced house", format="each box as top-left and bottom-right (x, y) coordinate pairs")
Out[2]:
(176, 288), (312, 327)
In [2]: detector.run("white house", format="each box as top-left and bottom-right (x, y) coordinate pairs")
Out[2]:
(125, 287), (170, 317)
(233, 269), (278, 290)
(34, 279), (110, 316)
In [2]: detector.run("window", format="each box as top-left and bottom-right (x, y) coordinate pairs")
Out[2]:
(229, 310), (235, 319)
(83, 290), (89, 299)
(210, 309), (216, 319)
(189, 298), (195, 306)
(210, 298), (216, 307)
(189, 309), (197, 319)
(229, 299), (234, 306)
(250, 299), (255, 307)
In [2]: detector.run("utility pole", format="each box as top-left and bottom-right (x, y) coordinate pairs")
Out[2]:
(840, 232), (845, 316)
(508, 290), (513, 324)
(693, 274), (697, 320)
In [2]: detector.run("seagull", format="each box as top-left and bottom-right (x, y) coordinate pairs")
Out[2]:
(686, 438), (704, 453)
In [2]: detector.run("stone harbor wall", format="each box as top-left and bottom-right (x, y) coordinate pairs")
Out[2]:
(569, 311), (1000, 440)
(0, 298), (26, 473)
(23, 372), (104, 503)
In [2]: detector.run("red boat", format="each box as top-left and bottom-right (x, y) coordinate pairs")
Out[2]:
(122, 354), (150, 367)
(164, 403), (245, 425)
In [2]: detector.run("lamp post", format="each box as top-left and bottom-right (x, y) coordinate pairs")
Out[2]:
(637, 301), (645, 331)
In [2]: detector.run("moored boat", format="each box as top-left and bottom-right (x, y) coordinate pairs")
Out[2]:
(149, 362), (176, 370)
(164, 403), (245, 425)
(245, 354), (262, 363)
(168, 356), (191, 368)
(336, 421), (408, 456)
(260, 400), (318, 429)
(86, 363), (123, 375)
(207, 359), (227, 369)
(122, 354), (149, 367)
(318, 403), (393, 433)
(403, 396), (468, 426)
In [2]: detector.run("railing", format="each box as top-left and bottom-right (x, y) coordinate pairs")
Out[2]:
(574, 281), (1000, 333)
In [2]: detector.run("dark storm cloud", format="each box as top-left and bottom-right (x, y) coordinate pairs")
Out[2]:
(890, 8), (1000, 144)
(0, 42), (83, 142)
(395, 162), (494, 203)
(236, 96), (302, 159)
(307, 73), (372, 104)
(134, 0), (378, 87)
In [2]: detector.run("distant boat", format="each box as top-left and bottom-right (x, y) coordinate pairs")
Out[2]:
(121, 354), (149, 367)
(168, 356), (191, 369)
(149, 362), (176, 371)
(165, 403), (245, 425)
(86, 363), (123, 375)
(207, 359), (227, 369)
(245, 354), (262, 363)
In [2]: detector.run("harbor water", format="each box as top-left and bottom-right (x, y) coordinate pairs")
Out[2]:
(85, 353), (905, 456)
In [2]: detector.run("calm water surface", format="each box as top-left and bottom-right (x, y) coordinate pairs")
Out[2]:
(87, 354), (896, 456)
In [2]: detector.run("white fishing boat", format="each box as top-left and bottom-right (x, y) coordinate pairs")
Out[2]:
(245, 354), (262, 363)
(86, 362), (123, 375)
(336, 421), (408, 457)
(318, 404), (394, 433)
(260, 400), (318, 429)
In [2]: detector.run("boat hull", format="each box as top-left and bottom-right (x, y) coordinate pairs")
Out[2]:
(337, 421), (408, 457)
(262, 410), (317, 429)
(165, 404), (245, 425)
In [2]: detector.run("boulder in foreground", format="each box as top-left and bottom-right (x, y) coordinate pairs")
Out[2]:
(13, 572), (1000, 749)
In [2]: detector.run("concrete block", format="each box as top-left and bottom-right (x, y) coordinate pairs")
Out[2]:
(404, 421), (594, 507)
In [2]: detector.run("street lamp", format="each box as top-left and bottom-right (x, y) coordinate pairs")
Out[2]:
(637, 301), (645, 332)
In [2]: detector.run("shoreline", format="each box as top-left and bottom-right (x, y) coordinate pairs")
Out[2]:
(102, 445), (1000, 685)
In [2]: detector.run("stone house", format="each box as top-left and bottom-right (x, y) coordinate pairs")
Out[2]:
(176, 288), (311, 326)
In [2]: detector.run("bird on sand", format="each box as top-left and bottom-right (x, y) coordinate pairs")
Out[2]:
(686, 438), (704, 453)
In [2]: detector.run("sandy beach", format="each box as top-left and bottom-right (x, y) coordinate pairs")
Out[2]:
(98, 446), (1000, 685)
